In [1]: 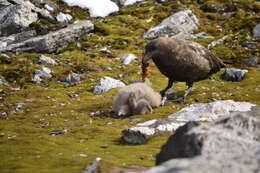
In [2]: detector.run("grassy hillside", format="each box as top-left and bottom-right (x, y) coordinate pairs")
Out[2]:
(0, 0), (259, 172)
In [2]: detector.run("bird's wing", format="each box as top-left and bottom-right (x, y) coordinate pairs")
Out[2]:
(185, 41), (225, 74)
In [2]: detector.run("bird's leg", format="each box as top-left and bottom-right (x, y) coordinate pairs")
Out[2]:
(160, 78), (174, 106)
(183, 82), (193, 99)
(170, 82), (193, 102)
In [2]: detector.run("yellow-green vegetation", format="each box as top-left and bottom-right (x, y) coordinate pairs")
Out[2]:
(0, 0), (259, 172)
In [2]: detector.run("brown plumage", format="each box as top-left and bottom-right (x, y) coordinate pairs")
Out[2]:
(142, 37), (225, 102)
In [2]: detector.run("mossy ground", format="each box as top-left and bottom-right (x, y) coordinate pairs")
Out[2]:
(1, 0), (260, 172)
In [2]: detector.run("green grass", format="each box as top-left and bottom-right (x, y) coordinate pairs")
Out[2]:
(0, 0), (259, 172)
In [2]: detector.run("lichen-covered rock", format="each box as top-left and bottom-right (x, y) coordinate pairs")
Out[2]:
(146, 106), (260, 173)
(0, 30), (37, 50)
(120, 53), (137, 65)
(0, 1), (38, 36)
(1, 20), (94, 53)
(93, 77), (125, 94)
(32, 67), (52, 83)
(61, 72), (84, 83)
(143, 10), (199, 39)
(11, 0), (54, 21)
(122, 100), (255, 144)
(38, 55), (57, 65)
(56, 12), (72, 23)
(253, 23), (260, 37)
(221, 68), (248, 82)
(0, 0), (54, 36)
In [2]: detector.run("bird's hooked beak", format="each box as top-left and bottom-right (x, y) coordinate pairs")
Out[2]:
(142, 51), (153, 63)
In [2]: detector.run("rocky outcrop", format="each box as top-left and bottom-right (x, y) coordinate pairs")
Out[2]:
(143, 10), (199, 40)
(0, 0), (54, 36)
(0, 30), (37, 50)
(144, 106), (260, 173)
(0, 20), (94, 53)
(122, 100), (255, 144)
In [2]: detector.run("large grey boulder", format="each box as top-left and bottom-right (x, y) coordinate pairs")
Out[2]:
(93, 77), (125, 94)
(0, 20), (94, 53)
(144, 106), (260, 173)
(0, 2), (38, 36)
(143, 10), (199, 40)
(122, 100), (255, 144)
(0, 0), (54, 36)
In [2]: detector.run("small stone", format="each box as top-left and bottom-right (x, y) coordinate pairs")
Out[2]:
(7, 135), (16, 139)
(120, 53), (137, 65)
(244, 57), (259, 67)
(100, 65), (112, 71)
(129, 118), (144, 124)
(67, 93), (79, 98)
(44, 4), (54, 11)
(100, 145), (109, 149)
(0, 76), (8, 86)
(117, 74), (124, 78)
(0, 54), (12, 64)
(192, 32), (214, 39)
(56, 12), (72, 23)
(50, 130), (65, 135)
(155, 0), (166, 3)
(253, 23), (260, 37)
(84, 157), (102, 173)
(208, 36), (228, 49)
(93, 77), (125, 94)
(99, 47), (112, 54)
(79, 154), (88, 157)
(38, 55), (58, 65)
(112, 0), (144, 7)
(61, 72), (84, 83)
(221, 68), (248, 82)
(32, 67), (52, 83)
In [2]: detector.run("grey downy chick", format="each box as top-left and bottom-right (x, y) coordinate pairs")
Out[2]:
(112, 79), (161, 116)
